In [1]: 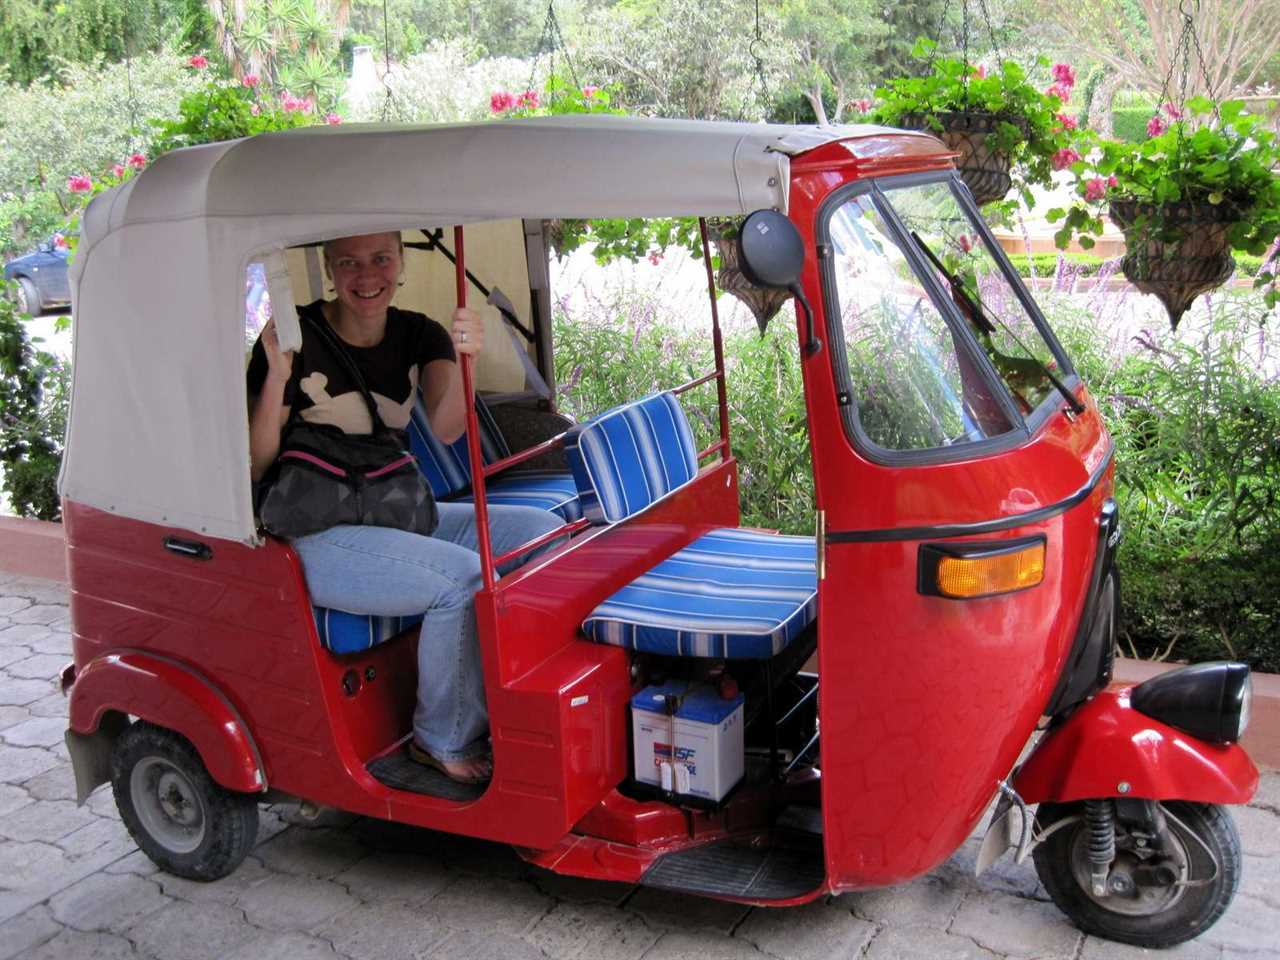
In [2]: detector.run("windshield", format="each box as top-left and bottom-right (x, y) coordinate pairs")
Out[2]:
(823, 178), (1072, 456)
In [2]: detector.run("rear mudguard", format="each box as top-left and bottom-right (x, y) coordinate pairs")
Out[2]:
(1014, 687), (1258, 805)
(66, 651), (266, 802)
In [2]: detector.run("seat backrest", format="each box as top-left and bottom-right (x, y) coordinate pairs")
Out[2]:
(407, 392), (511, 498)
(564, 392), (699, 523)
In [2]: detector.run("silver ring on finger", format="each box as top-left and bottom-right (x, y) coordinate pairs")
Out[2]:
(459, 331), (469, 344)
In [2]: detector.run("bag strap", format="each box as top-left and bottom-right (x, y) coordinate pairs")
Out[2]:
(297, 305), (393, 436)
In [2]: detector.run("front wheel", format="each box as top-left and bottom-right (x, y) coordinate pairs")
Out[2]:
(111, 721), (259, 881)
(13, 277), (40, 316)
(1033, 800), (1241, 948)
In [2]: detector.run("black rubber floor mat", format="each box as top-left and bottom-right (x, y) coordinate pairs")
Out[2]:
(367, 749), (487, 802)
(641, 839), (825, 901)
(775, 805), (823, 836)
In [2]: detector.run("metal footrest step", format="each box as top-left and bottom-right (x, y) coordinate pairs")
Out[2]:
(367, 747), (487, 802)
(640, 835), (824, 901)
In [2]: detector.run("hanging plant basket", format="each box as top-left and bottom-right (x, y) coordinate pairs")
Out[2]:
(711, 231), (792, 334)
(1108, 199), (1238, 329)
(899, 112), (1027, 206)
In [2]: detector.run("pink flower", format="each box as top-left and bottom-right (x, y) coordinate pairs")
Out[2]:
(1051, 147), (1082, 171)
(67, 174), (93, 193)
(1107, 174), (1119, 188)
(250, 103), (261, 115)
(1162, 102), (1183, 120)
(1046, 82), (1072, 102)
(957, 234), (974, 253)
(582, 85), (599, 99)
(490, 90), (515, 113)
(517, 89), (540, 109)
(1051, 63), (1076, 88)
(647, 251), (663, 266)
(111, 163), (126, 178)
(242, 73), (260, 88)
(1055, 113), (1078, 131)
(1085, 177), (1107, 202)
(1147, 114), (1168, 137)
(280, 92), (313, 113)
(127, 153), (147, 170)
(850, 98), (872, 114)
(52, 233), (68, 249)
(188, 54), (209, 69)
(972, 64), (988, 79)
(325, 112), (342, 125)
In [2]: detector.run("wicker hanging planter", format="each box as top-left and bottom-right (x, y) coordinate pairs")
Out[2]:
(900, 111), (1027, 206)
(1108, 199), (1237, 330)
(711, 232), (792, 334)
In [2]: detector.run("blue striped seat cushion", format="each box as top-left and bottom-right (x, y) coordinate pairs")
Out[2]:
(313, 608), (424, 655)
(582, 528), (817, 659)
(457, 471), (584, 522)
(564, 392), (698, 524)
(407, 392), (510, 498)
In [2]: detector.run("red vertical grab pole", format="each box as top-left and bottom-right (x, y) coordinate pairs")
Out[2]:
(698, 218), (731, 460)
(454, 225), (495, 590)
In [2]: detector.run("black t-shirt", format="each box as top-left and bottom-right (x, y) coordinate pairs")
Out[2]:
(247, 300), (455, 435)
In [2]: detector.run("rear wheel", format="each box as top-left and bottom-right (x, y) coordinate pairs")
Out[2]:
(1033, 800), (1240, 947)
(111, 721), (259, 881)
(13, 277), (40, 316)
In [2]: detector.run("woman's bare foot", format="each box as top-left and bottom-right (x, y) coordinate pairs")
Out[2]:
(408, 741), (492, 784)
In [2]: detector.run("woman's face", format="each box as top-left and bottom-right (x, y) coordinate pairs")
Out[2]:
(326, 232), (403, 322)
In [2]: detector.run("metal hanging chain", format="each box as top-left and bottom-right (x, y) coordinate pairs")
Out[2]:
(750, 0), (769, 110)
(528, 1), (580, 99)
(380, 0), (397, 122)
(976, 0), (1006, 71)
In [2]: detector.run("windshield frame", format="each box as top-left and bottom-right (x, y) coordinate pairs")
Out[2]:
(817, 171), (1080, 467)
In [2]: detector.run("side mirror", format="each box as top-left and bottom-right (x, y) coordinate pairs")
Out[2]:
(737, 210), (821, 356)
(38, 241), (52, 253)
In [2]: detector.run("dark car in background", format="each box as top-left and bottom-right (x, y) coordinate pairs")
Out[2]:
(3, 234), (71, 316)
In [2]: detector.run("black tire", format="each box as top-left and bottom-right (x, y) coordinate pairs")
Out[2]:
(14, 277), (40, 316)
(1033, 800), (1241, 948)
(111, 721), (259, 881)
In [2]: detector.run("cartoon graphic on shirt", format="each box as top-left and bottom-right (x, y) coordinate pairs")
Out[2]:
(299, 366), (420, 432)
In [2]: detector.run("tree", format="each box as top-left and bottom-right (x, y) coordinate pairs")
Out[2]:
(778, 0), (887, 125)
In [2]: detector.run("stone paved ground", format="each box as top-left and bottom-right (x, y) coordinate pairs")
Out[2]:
(0, 571), (1276, 960)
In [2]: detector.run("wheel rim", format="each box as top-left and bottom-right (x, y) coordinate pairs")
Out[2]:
(1067, 808), (1190, 917)
(130, 756), (207, 854)
(15, 285), (30, 314)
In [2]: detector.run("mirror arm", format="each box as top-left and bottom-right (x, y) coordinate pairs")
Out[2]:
(791, 284), (822, 357)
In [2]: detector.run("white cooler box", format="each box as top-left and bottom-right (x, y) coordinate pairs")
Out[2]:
(631, 681), (745, 802)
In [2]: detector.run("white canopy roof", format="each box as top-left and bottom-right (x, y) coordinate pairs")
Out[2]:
(60, 116), (943, 544)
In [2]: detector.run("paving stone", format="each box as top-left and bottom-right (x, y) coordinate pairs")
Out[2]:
(638, 930), (770, 960)
(26, 631), (72, 656)
(155, 853), (274, 906)
(949, 890), (1083, 959)
(424, 875), (553, 936)
(316, 900), (451, 960)
(864, 926), (1004, 960)
(23, 762), (78, 801)
(57, 816), (132, 860)
(254, 825), (369, 879)
(1079, 931), (1223, 958)
(525, 901), (660, 960)
(430, 831), (529, 880)
(331, 850), (453, 907)
(26, 692), (68, 719)
(0, 707), (31, 733)
(1202, 888), (1280, 954)
(128, 901), (259, 960)
(221, 931), (342, 960)
(0, 797), (99, 843)
(425, 928), (548, 960)
(625, 886), (751, 934)
(0, 622), (51, 644)
(2, 578), (68, 604)
(527, 870), (635, 906)
(940, 835), (1047, 899)
(0, 904), (62, 960)
(0, 782), (32, 817)
(87, 784), (121, 818)
(238, 873), (362, 933)
(1235, 805), (1280, 858)
(2, 715), (67, 748)
(50, 871), (170, 933)
(103, 849), (160, 877)
(7, 654), (71, 681)
(0, 646), (35, 670)
(0, 598), (32, 617)
(0, 743), (61, 782)
(0, 679), (55, 708)
(18, 929), (140, 960)
(1250, 772), (1280, 812)
(0, 839), (70, 890)
(7, 604), (67, 626)
(841, 873), (968, 931)
(742, 899), (881, 960)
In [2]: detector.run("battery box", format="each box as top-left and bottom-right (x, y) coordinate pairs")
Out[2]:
(630, 681), (745, 802)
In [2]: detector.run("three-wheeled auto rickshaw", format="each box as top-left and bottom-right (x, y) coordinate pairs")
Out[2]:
(58, 116), (1258, 947)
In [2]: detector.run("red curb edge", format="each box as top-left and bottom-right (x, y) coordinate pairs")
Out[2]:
(2, 516), (1276, 771)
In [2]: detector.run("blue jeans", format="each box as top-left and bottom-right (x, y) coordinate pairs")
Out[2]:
(291, 503), (564, 761)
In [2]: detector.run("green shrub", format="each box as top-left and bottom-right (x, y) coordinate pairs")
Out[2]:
(1110, 106), (1153, 143)
(1005, 251), (1108, 277)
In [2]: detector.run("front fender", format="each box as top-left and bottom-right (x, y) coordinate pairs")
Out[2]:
(1014, 687), (1258, 805)
(68, 651), (266, 795)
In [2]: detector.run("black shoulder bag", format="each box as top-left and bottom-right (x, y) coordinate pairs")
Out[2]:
(257, 310), (438, 539)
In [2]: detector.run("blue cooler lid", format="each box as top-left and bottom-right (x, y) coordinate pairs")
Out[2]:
(631, 681), (744, 725)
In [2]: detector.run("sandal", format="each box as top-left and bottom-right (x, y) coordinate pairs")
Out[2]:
(407, 741), (492, 785)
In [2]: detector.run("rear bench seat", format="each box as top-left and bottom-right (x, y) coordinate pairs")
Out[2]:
(312, 393), (580, 655)
(567, 393), (817, 660)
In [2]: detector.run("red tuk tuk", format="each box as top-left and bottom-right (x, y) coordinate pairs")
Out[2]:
(58, 116), (1257, 947)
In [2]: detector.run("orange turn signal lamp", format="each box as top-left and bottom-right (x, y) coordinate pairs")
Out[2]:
(918, 536), (1046, 599)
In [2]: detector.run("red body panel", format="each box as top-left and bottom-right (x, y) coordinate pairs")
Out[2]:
(67, 651), (265, 793)
(1014, 687), (1260, 805)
